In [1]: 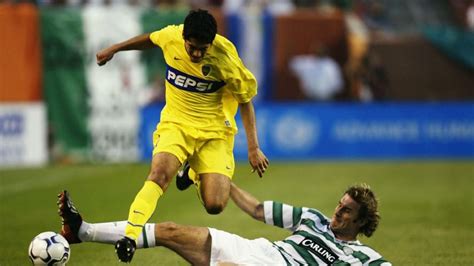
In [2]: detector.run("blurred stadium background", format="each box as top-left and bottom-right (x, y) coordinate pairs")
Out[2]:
(1, 0), (473, 264)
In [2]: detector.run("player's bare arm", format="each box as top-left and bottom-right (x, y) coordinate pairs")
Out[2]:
(239, 100), (269, 177)
(96, 33), (155, 66)
(229, 182), (264, 221)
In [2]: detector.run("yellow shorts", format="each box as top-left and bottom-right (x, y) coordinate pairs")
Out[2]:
(152, 122), (235, 178)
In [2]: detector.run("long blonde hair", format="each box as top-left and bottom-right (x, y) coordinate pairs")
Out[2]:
(345, 184), (380, 237)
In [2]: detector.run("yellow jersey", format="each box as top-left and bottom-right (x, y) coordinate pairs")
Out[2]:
(149, 24), (257, 135)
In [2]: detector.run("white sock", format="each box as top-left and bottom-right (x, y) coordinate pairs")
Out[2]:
(78, 221), (156, 248)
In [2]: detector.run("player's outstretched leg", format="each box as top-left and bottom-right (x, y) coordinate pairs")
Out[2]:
(176, 162), (194, 191)
(115, 237), (137, 263)
(57, 190), (83, 244)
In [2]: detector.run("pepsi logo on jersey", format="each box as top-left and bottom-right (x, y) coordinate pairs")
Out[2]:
(166, 65), (225, 93)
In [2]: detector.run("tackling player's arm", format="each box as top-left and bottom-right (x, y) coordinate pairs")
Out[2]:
(96, 33), (155, 66)
(239, 100), (269, 177)
(230, 182), (264, 222)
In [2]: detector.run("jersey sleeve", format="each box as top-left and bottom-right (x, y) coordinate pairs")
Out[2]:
(263, 201), (304, 232)
(149, 24), (181, 48)
(218, 40), (257, 103)
(263, 201), (333, 232)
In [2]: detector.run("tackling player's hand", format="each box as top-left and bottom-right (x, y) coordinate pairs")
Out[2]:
(96, 48), (115, 66)
(248, 148), (269, 178)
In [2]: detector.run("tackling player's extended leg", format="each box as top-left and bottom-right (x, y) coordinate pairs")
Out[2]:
(57, 191), (157, 253)
(57, 190), (211, 265)
(57, 190), (83, 244)
(154, 222), (211, 265)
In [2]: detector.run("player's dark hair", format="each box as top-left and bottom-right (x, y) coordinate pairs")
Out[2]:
(183, 9), (217, 44)
(345, 184), (380, 237)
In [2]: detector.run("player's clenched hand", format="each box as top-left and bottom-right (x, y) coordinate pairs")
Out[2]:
(96, 48), (115, 66)
(248, 148), (269, 178)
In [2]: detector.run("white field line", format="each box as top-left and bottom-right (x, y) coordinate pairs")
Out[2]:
(0, 171), (94, 197)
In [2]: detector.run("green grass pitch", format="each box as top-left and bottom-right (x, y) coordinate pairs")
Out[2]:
(1, 160), (473, 265)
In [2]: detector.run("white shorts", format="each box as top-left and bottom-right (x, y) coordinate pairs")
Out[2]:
(208, 228), (287, 266)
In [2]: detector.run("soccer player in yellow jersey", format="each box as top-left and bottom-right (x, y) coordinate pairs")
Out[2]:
(94, 9), (269, 262)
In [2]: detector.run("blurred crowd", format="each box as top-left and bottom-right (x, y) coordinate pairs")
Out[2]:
(3, 0), (473, 102)
(4, 0), (471, 26)
(5, 0), (473, 31)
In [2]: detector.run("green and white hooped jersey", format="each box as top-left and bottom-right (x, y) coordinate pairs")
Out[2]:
(263, 201), (391, 265)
